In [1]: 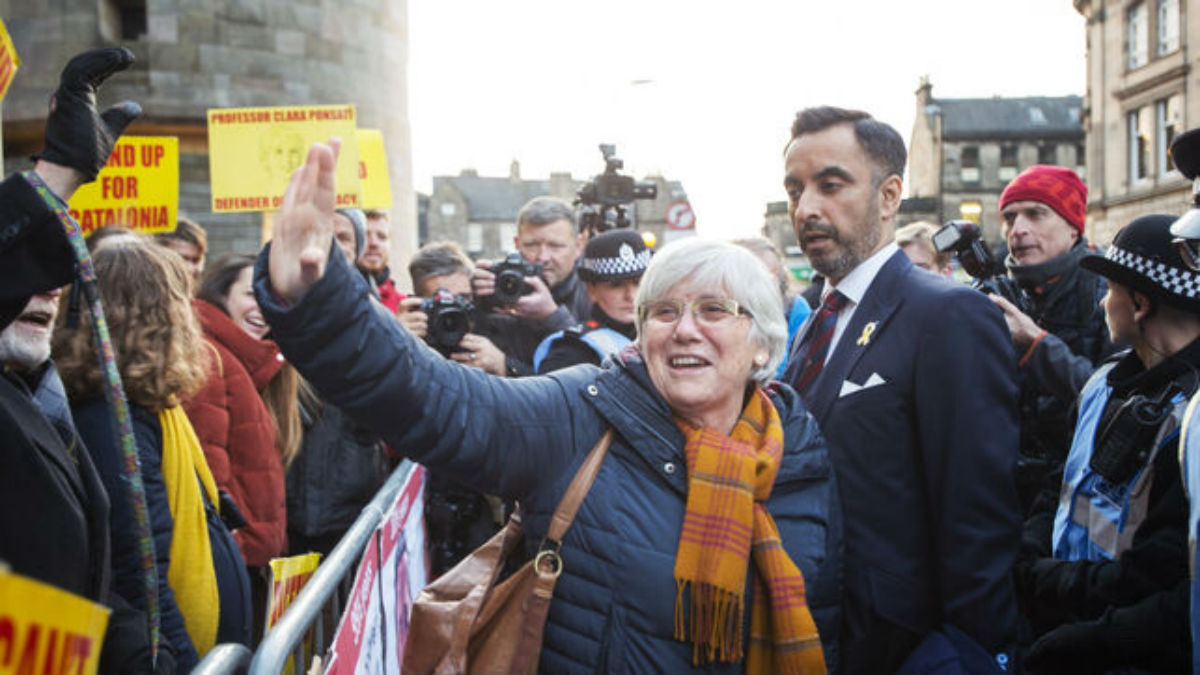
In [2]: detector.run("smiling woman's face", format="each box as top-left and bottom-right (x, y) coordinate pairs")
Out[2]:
(225, 266), (269, 339)
(642, 280), (760, 432)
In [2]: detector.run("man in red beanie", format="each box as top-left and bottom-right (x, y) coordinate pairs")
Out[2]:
(988, 164), (1120, 516)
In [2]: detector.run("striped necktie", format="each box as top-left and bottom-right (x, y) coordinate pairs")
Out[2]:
(792, 290), (847, 401)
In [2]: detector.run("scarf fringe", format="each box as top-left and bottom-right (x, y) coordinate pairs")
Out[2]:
(674, 578), (744, 665)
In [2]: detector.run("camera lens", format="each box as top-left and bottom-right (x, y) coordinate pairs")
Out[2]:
(497, 272), (521, 297)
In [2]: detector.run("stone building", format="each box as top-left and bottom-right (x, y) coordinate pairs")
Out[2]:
(1074, 0), (1197, 243)
(1, 0), (416, 277)
(907, 79), (1085, 246)
(425, 160), (691, 261)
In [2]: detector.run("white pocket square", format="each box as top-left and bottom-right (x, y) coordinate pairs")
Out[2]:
(838, 372), (886, 398)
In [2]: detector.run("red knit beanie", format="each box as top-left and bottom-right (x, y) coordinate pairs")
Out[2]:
(998, 165), (1087, 234)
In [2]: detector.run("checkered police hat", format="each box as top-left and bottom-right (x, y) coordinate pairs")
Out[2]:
(578, 229), (651, 282)
(1081, 214), (1200, 313)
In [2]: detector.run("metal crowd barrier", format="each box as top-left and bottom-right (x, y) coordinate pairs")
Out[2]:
(191, 644), (253, 675)
(191, 459), (416, 675)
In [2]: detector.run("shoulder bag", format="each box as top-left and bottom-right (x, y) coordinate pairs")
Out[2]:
(402, 428), (614, 674)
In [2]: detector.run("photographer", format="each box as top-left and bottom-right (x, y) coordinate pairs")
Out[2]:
(469, 197), (585, 375)
(404, 241), (508, 575)
(987, 165), (1119, 513)
(405, 241), (507, 376)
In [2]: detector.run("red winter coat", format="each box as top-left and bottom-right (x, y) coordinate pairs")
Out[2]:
(184, 299), (287, 566)
(376, 276), (404, 314)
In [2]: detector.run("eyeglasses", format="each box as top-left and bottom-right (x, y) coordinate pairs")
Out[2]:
(640, 297), (752, 326)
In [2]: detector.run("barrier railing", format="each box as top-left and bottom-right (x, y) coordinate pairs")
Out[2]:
(191, 644), (253, 675)
(190, 459), (415, 675)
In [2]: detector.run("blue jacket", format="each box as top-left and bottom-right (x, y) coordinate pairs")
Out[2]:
(73, 400), (201, 671)
(74, 400), (254, 667)
(255, 246), (844, 673)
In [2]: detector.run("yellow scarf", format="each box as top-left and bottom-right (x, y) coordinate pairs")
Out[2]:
(673, 389), (826, 675)
(159, 405), (221, 656)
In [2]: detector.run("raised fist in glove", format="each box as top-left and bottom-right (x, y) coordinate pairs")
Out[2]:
(37, 47), (141, 183)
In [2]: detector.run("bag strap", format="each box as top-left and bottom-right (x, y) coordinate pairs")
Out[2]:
(511, 428), (613, 674)
(546, 428), (613, 543)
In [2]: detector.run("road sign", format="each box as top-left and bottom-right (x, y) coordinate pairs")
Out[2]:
(665, 200), (695, 230)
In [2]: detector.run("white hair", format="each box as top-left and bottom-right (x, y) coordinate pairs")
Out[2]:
(635, 237), (788, 385)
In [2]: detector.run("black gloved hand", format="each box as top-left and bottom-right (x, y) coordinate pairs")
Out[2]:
(1024, 619), (1109, 674)
(37, 47), (141, 183)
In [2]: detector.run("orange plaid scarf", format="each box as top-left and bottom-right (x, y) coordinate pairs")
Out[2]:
(673, 388), (826, 675)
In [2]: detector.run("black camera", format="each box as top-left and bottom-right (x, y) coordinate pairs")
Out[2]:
(420, 288), (474, 356)
(575, 144), (658, 235)
(489, 252), (542, 306)
(932, 219), (1023, 298)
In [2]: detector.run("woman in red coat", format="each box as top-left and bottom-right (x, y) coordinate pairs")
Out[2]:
(187, 253), (301, 638)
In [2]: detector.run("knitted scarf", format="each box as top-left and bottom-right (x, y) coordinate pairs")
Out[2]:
(673, 388), (826, 675)
(160, 404), (221, 656)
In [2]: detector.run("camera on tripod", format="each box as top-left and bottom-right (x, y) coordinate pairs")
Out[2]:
(420, 288), (475, 356)
(575, 144), (658, 236)
(933, 220), (1027, 307)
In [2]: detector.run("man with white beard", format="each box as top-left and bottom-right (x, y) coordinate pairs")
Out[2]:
(0, 47), (165, 672)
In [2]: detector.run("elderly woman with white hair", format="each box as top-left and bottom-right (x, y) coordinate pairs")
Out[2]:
(254, 143), (841, 674)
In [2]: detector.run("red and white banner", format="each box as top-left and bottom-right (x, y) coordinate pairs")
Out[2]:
(325, 465), (426, 675)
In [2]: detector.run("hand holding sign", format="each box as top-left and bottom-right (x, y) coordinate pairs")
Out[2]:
(270, 138), (342, 304)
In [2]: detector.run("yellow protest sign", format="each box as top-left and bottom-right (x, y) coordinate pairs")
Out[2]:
(207, 105), (361, 213)
(0, 569), (111, 675)
(67, 136), (179, 236)
(356, 129), (393, 210)
(0, 19), (20, 103)
(266, 552), (321, 630)
(266, 553), (321, 675)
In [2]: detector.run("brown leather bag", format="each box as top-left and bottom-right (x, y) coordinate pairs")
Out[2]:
(402, 429), (614, 675)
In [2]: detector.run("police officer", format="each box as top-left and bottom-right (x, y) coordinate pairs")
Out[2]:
(1017, 213), (1200, 673)
(988, 165), (1121, 513)
(1165, 126), (1200, 674)
(534, 229), (649, 373)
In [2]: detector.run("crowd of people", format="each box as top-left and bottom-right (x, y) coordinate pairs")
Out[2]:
(7, 46), (1200, 675)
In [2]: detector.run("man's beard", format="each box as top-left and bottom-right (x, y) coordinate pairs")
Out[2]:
(803, 219), (883, 282)
(0, 323), (52, 372)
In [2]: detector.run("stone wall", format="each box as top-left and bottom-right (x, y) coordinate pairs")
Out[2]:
(0, 0), (416, 279)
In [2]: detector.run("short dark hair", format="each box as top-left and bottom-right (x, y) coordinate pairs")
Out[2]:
(154, 217), (208, 255)
(409, 241), (473, 294)
(790, 106), (907, 183)
(516, 196), (577, 232)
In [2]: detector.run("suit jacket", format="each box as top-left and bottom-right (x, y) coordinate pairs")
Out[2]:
(784, 250), (1021, 673)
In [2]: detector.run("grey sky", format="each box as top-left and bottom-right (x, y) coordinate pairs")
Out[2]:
(409, 0), (1086, 239)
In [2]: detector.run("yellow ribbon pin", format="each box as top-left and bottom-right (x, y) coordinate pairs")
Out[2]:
(856, 321), (877, 346)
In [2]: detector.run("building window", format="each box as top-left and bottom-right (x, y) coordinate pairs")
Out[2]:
(1157, 0), (1179, 56)
(960, 146), (980, 184)
(1075, 143), (1086, 178)
(466, 223), (483, 254)
(498, 223), (517, 252)
(1128, 107), (1152, 183)
(99, 0), (147, 41)
(1128, 2), (1148, 69)
(999, 145), (1019, 182)
(439, 202), (456, 217)
(1038, 144), (1057, 166)
(1156, 95), (1183, 175)
(959, 201), (983, 225)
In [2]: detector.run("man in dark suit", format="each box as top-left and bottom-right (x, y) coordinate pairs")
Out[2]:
(781, 106), (1021, 673)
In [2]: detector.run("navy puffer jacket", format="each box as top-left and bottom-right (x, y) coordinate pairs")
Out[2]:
(255, 247), (843, 673)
